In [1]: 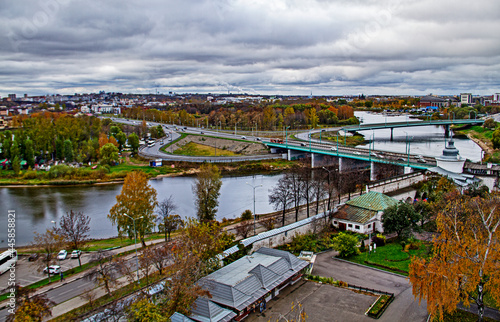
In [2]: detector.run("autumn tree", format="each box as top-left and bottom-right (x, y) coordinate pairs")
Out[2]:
(409, 191), (500, 321)
(162, 219), (233, 316)
(32, 228), (65, 282)
(128, 298), (168, 322)
(157, 195), (181, 241)
(86, 250), (119, 295)
(109, 171), (158, 247)
(59, 210), (91, 268)
(193, 163), (222, 222)
(6, 286), (55, 322)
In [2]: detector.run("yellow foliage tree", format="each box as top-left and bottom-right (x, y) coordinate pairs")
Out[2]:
(409, 191), (500, 320)
(108, 171), (158, 247)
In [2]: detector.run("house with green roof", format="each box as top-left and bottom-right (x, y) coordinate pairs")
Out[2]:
(331, 191), (398, 234)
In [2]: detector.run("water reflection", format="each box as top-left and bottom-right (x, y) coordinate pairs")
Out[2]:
(0, 174), (282, 246)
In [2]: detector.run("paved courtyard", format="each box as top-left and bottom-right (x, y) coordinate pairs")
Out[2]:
(247, 250), (429, 322)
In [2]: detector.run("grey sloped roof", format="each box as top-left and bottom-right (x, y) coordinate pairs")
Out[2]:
(189, 297), (237, 322)
(255, 247), (305, 271)
(201, 247), (308, 312)
(171, 312), (195, 322)
(206, 281), (251, 309)
(249, 264), (281, 289)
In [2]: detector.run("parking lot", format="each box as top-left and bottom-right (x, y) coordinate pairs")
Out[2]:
(247, 250), (428, 322)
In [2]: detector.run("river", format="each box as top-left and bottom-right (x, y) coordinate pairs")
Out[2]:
(355, 111), (483, 162)
(0, 112), (484, 247)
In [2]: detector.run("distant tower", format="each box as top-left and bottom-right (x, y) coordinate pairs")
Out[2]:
(435, 139), (465, 173)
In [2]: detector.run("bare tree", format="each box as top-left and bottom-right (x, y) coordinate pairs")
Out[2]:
(297, 161), (313, 218)
(157, 196), (181, 241)
(138, 247), (156, 285)
(80, 287), (98, 309)
(32, 228), (65, 282)
(260, 216), (277, 230)
(149, 244), (173, 275)
(86, 250), (120, 295)
(59, 210), (91, 268)
(289, 171), (304, 222)
(269, 174), (293, 226)
(114, 256), (137, 285)
(311, 169), (327, 215)
(235, 222), (253, 239)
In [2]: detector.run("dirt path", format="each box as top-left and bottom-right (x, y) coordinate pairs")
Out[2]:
(466, 133), (493, 156)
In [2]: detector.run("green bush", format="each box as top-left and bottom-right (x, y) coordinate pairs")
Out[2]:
(332, 232), (360, 258)
(241, 209), (253, 221)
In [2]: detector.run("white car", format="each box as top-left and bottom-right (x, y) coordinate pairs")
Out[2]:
(71, 250), (81, 259)
(57, 250), (67, 260)
(43, 265), (61, 275)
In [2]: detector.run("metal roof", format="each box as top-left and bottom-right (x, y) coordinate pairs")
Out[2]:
(345, 191), (398, 211)
(333, 205), (378, 224)
(171, 312), (195, 322)
(189, 297), (236, 322)
(201, 247), (308, 312)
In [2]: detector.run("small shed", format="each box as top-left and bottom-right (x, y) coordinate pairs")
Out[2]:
(331, 191), (398, 234)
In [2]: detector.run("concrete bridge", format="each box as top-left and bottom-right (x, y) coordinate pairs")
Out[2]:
(264, 139), (434, 180)
(341, 118), (484, 139)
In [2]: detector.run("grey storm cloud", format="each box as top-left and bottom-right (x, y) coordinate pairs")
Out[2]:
(0, 0), (499, 96)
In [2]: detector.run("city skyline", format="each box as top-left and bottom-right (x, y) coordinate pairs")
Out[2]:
(1, 0), (499, 96)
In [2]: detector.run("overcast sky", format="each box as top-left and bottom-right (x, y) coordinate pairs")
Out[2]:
(1, 0), (499, 97)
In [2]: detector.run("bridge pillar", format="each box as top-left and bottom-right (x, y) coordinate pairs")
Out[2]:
(287, 149), (291, 161)
(390, 128), (394, 141)
(444, 125), (450, 138)
(311, 153), (315, 168)
(370, 162), (377, 181)
(339, 157), (343, 173)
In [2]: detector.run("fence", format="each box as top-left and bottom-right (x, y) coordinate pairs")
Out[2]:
(347, 283), (394, 297)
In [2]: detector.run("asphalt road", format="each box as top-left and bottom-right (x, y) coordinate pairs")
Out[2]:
(312, 251), (429, 322)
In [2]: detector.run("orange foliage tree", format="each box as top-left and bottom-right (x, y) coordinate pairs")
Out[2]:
(409, 191), (500, 320)
(108, 171), (158, 247)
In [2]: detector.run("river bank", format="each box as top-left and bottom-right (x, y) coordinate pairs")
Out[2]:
(0, 158), (294, 187)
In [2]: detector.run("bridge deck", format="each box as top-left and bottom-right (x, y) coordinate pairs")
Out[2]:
(342, 119), (484, 132)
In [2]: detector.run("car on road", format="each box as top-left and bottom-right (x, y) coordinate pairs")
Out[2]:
(28, 253), (39, 261)
(71, 250), (81, 259)
(43, 265), (61, 275)
(255, 137), (261, 141)
(300, 143), (306, 146)
(57, 250), (67, 260)
(241, 136), (246, 139)
(330, 147), (337, 151)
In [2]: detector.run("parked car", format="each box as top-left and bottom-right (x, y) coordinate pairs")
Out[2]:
(71, 250), (81, 259)
(57, 250), (67, 260)
(43, 265), (61, 275)
(28, 253), (39, 262)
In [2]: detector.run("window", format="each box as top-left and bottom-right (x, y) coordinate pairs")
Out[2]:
(367, 224), (371, 228)
(333, 221), (337, 225)
(355, 225), (360, 230)
(348, 224), (352, 228)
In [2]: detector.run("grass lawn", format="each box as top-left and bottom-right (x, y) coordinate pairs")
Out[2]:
(311, 131), (367, 146)
(173, 141), (239, 157)
(346, 241), (431, 275)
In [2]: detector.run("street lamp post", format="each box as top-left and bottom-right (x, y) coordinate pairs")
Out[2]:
(121, 213), (143, 283)
(285, 126), (290, 147)
(246, 182), (262, 235)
